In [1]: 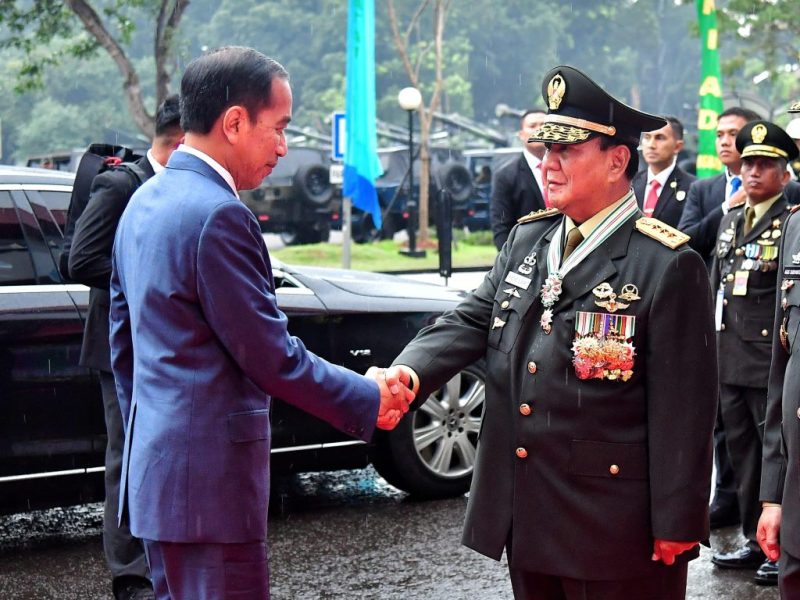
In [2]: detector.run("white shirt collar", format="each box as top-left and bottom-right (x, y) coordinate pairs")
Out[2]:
(522, 147), (542, 171)
(646, 159), (676, 188)
(146, 149), (166, 174)
(175, 144), (239, 198)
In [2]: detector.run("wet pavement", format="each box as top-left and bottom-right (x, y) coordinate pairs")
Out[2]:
(0, 467), (781, 599)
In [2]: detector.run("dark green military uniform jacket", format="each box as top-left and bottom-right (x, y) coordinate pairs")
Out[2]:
(393, 209), (717, 580)
(762, 205), (800, 559)
(711, 197), (790, 387)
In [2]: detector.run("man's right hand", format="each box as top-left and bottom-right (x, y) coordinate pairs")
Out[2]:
(757, 504), (782, 561)
(366, 366), (415, 430)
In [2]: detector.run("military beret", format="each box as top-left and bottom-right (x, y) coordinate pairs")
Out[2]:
(528, 65), (666, 146)
(736, 120), (799, 162)
(789, 101), (800, 114)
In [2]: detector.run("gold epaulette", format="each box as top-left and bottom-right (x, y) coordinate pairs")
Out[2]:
(517, 207), (560, 224)
(634, 217), (690, 249)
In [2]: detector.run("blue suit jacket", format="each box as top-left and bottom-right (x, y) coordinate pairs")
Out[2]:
(110, 151), (379, 543)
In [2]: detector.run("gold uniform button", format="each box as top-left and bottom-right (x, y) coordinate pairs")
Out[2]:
(501, 300), (510, 309)
(609, 464), (620, 475)
(726, 274), (735, 283)
(723, 298), (728, 306)
(519, 404), (532, 416)
(527, 361), (537, 374)
(516, 447), (528, 459)
(735, 248), (744, 256)
(762, 329), (770, 337)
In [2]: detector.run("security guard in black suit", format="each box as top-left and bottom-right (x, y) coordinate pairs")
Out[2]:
(68, 96), (183, 600)
(391, 66), (717, 600)
(491, 110), (548, 249)
(709, 120), (798, 585)
(759, 100), (800, 598)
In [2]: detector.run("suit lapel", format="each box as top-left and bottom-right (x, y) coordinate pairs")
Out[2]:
(653, 173), (676, 221)
(633, 174), (647, 210)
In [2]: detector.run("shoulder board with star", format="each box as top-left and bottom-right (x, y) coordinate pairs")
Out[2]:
(634, 217), (690, 249)
(517, 207), (560, 224)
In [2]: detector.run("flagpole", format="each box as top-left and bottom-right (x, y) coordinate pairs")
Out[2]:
(342, 196), (352, 269)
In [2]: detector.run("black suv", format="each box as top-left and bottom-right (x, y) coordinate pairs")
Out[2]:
(240, 147), (337, 245)
(0, 165), (486, 515)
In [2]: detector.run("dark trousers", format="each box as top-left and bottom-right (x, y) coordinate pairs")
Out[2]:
(508, 564), (688, 600)
(99, 371), (150, 588)
(718, 383), (767, 547)
(712, 398), (739, 512)
(781, 550), (800, 600)
(143, 539), (269, 600)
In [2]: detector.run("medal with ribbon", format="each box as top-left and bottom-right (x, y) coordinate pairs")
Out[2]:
(538, 192), (640, 333)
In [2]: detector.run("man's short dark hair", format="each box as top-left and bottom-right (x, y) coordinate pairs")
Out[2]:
(598, 136), (639, 180)
(663, 115), (684, 140)
(719, 106), (762, 123)
(155, 94), (182, 136)
(521, 108), (546, 123)
(180, 46), (289, 135)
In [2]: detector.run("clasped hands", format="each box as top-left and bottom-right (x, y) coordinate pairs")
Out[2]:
(366, 366), (415, 430)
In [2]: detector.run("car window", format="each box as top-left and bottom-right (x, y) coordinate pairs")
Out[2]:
(26, 189), (69, 244)
(9, 190), (60, 284)
(0, 191), (36, 285)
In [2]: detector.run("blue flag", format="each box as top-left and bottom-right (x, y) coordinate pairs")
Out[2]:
(344, 0), (383, 228)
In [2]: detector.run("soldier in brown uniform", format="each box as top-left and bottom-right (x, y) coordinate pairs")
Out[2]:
(758, 101), (800, 598)
(390, 66), (717, 600)
(709, 120), (798, 586)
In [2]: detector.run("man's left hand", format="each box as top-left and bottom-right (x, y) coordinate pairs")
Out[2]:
(651, 539), (698, 565)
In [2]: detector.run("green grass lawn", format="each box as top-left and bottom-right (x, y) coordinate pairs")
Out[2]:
(273, 237), (498, 272)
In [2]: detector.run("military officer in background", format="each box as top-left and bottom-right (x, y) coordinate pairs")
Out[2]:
(390, 66), (717, 600)
(709, 120), (798, 586)
(758, 100), (800, 598)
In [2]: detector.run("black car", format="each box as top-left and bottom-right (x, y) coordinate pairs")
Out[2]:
(240, 147), (338, 245)
(0, 165), (485, 515)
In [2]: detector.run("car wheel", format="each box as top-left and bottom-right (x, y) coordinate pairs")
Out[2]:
(437, 162), (473, 204)
(280, 222), (330, 246)
(293, 164), (334, 207)
(372, 364), (485, 498)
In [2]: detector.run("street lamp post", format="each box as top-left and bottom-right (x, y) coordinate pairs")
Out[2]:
(397, 86), (426, 258)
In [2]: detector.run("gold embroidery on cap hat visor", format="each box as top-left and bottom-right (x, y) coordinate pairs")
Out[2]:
(529, 122), (592, 144)
(751, 123), (768, 144)
(789, 101), (800, 113)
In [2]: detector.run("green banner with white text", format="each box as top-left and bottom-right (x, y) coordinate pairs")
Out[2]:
(696, 0), (724, 178)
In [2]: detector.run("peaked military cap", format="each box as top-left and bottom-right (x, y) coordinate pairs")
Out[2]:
(736, 120), (799, 162)
(789, 101), (800, 114)
(528, 65), (666, 146)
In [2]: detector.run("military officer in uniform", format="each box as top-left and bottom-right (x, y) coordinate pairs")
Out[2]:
(709, 120), (798, 585)
(758, 100), (800, 598)
(390, 66), (717, 600)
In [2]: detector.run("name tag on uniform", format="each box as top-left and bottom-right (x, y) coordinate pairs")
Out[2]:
(784, 266), (800, 280)
(715, 287), (724, 331)
(504, 271), (531, 290)
(732, 270), (749, 296)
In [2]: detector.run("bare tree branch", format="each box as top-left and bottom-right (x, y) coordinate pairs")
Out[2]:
(155, 0), (190, 106)
(66, 0), (153, 137)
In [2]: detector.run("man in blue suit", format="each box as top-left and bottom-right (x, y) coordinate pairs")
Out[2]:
(109, 46), (413, 600)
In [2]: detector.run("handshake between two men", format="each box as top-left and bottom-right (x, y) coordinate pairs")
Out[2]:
(365, 365), (417, 431)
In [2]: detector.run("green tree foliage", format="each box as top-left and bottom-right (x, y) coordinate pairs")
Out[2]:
(0, 0), (795, 164)
(717, 0), (800, 117)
